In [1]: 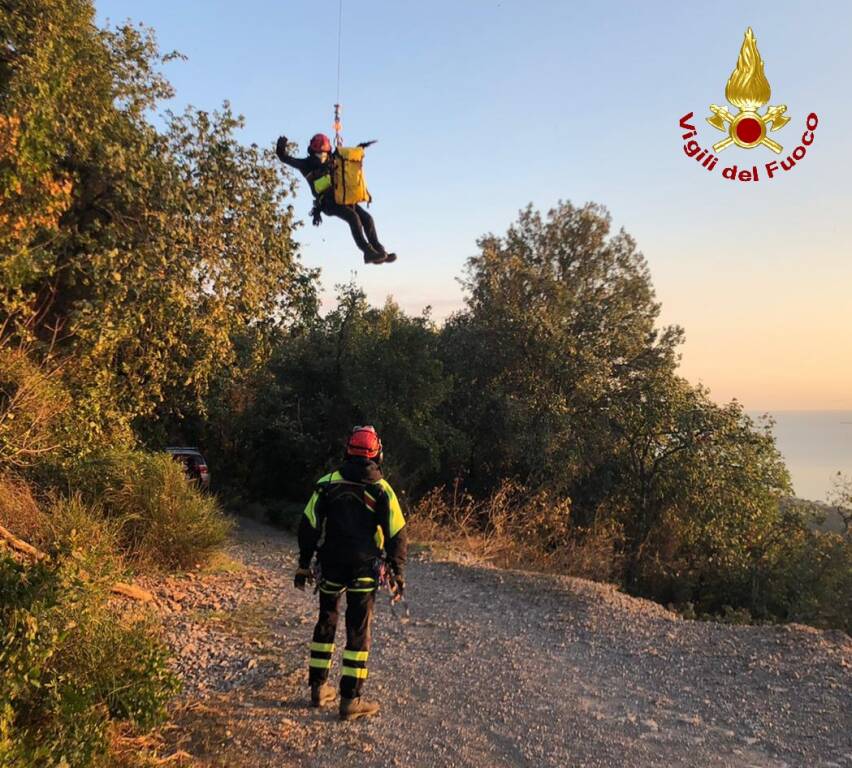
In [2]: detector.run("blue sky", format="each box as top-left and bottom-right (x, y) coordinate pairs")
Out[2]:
(95, 0), (852, 410)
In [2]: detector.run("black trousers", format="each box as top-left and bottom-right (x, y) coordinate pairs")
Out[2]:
(308, 574), (377, 699)
(320, 197), (385, 255)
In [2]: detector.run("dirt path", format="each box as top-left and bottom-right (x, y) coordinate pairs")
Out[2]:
(150, 518), (851, 768)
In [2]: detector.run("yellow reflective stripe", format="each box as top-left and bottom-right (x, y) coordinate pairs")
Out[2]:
(303, 491), (319, 528)
(313, 174), (332, 194)
(310, 642), (334, 653)
(354, 577), (375, 583)
(348, 587), (375, 593)
(304, 472), (338, 527)
(309, 658), (332, 669)
(379, 480), (406, 537)
(342, 649), (369, 662)
(323, 580), (343, 587)
(320, 586), (344, 594)
(342, 666), (368, 679)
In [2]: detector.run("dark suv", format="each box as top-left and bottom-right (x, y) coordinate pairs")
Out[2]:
(165, 447), (211, 490)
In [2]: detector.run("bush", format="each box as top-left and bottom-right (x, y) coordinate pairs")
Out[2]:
(0, 346), (70, 471)
(45, 495), (126, 580)
(66, 449), (232, 570)
(0, 472), (47, 543)
(0, 551), (179, 768)
(410, 480), (623, 582)
(761, 509), (852, 632)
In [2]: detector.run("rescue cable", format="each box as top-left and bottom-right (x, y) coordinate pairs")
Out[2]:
(333, 0), (344, 148)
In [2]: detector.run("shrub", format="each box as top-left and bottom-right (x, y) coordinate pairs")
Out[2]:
(0, 475), (128, 580)
(0, 551), (179, 768)
(0, 472), (47, 544)
(410, 480), (623, 582)
(45, 494), (125, 580)
(66, 449), (232, 570)
(761, 508), (852, 632)
(0, 346), (70, 471)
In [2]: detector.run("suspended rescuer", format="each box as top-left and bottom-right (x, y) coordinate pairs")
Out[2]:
(276, 133), (397, 265)
(294, 425), (408, 720)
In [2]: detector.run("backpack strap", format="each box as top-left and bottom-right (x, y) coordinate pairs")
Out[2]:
(319, 477), (383, 514)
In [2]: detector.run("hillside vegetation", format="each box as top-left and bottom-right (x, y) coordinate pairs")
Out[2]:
(1, 1), (849, 764)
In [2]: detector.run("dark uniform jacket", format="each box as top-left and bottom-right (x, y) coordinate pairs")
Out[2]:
(277, 152), (333, 199)
(297, 457), (408, 580)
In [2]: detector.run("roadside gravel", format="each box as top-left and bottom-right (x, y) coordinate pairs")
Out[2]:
(149, 518), (851, 768)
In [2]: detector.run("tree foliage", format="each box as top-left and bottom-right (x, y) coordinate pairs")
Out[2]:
(1, 0), (317, 455)
(440, 202), (684, 492)
(214, 283), (454, 501)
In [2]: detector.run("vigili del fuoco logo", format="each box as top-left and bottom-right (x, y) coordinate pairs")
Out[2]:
(678, 27), (819, 182)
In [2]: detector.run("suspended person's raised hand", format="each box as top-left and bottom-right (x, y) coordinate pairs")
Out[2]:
(275, 135), (290, 161)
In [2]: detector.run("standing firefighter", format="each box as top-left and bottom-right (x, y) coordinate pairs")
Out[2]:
(295, 425), (407, 720)
(275, 133), (397, 265)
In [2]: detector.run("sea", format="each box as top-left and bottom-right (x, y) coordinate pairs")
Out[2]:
(748, 411), (852, 502)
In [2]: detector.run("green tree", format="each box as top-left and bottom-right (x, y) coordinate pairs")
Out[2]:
(227, 283), (454, 499)
(1, 0), (174, 317)
(607, 374), (793, 601)
(1, 0), (318, 455)
(827, 473), (852, 533)
(441, 201), (683, 495)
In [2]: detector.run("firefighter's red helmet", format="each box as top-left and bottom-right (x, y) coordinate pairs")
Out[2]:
(347, 425), (382, 460)
(308, 133), (332, 154)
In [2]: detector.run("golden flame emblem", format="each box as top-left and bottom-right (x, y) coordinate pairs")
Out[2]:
(707, 28), (790, 153)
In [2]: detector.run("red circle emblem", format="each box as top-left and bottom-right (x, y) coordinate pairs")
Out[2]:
(735, 117), (762, 144)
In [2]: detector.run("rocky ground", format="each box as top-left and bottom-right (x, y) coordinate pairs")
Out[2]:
(146, 518), (851, 768)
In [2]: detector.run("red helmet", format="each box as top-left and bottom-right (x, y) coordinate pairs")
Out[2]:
(346, 425), (382, 461)
(308, 133), (332, 154)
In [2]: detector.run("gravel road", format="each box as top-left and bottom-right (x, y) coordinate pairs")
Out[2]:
(150, 518), (851, 768)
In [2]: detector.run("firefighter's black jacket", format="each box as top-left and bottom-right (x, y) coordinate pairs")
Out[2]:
(298, 457), (407, 578)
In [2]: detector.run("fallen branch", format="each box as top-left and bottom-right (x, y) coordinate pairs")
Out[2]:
(0, 523), (46, 559)
(111, 581), (155, 602)
(0, 523), (154, 602)
(153, 751), (194, 766)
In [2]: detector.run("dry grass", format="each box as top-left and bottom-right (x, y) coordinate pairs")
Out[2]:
(408, 479), (624, 583)
(158, 699), (257, 768)
(109, 721), (197, 767)
(199, 551), (246, 576)
(190, 600), (277, 646)
(0, 472), (48, 544)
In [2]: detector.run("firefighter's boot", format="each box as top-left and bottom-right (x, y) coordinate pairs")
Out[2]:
(310, 682), (336, 708)
(339, 696), (380, 721)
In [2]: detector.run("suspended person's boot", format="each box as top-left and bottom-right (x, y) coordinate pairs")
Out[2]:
(311, 683), (337, 708)
(339, 696), (380, 721)
(372, 247), (397, 264)
(363, 247), (386, 265)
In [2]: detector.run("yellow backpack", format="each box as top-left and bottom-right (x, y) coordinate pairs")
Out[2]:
(333, 147), (371, 205)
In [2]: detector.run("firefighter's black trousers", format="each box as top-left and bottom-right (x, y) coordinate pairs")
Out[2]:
(308, 574), (376, 699)
(320, 197), (385, 255)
